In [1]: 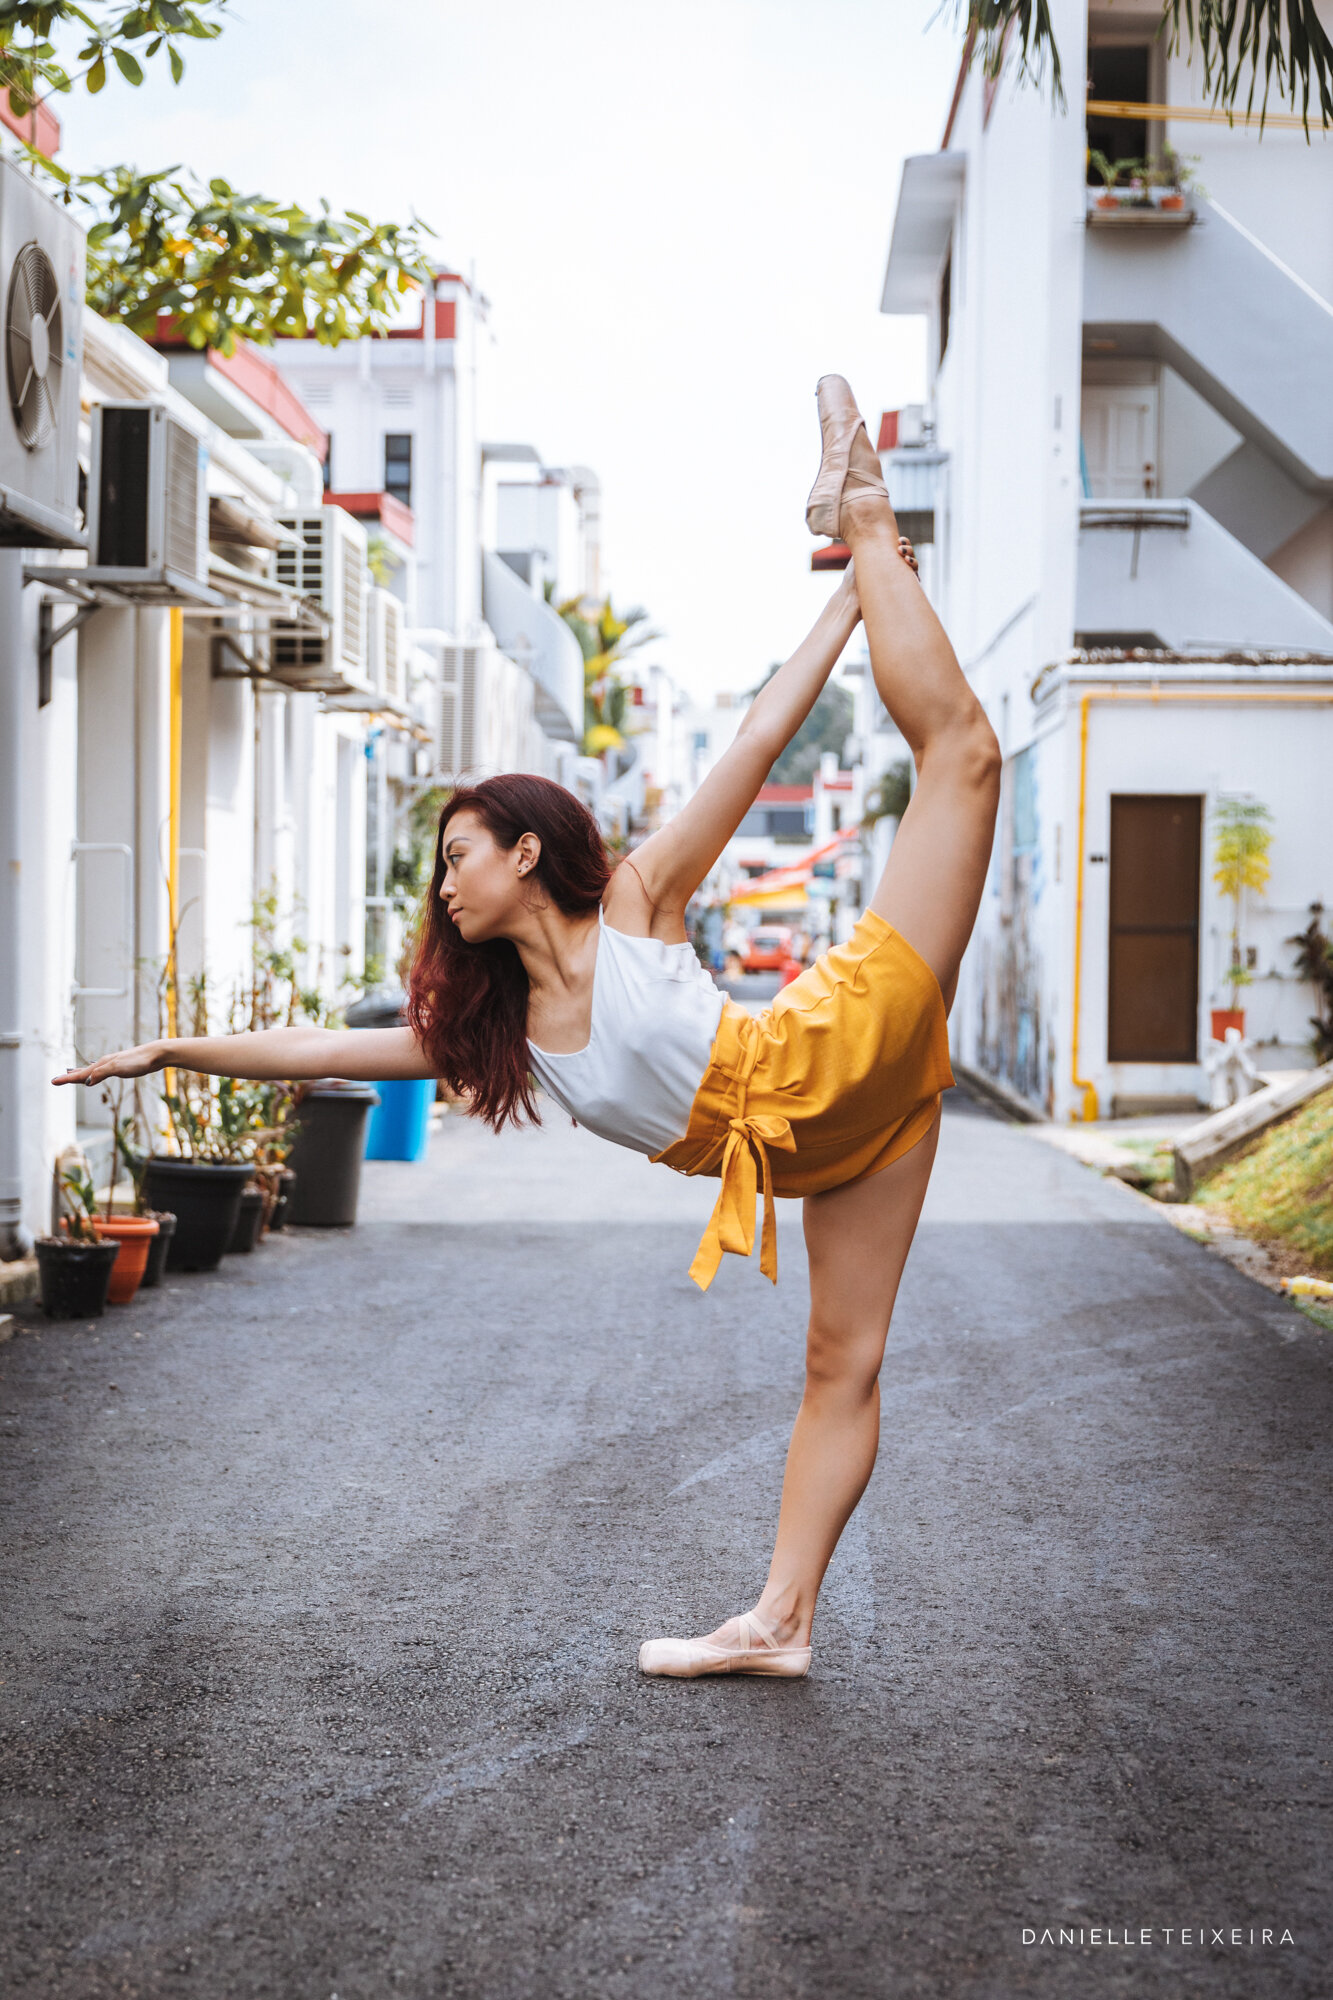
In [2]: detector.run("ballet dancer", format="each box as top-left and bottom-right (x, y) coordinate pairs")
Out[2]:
(56, 377), (1001, 1680)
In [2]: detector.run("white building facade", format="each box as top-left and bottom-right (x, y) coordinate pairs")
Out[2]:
(880, 0), (1333, 1119)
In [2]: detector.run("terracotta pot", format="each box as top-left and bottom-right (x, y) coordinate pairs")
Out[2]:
(1096, 193), (1120, 210)
(97, 1214), (161, 1305)
(1210, 1008), (1246, 1041)
(1159, 193), (1186, 210)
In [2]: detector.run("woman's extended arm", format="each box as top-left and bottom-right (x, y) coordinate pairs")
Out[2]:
(52, 1023), (435, 1089)
(620, 568), (861, 920)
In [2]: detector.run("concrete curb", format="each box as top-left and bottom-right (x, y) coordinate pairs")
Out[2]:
(1173, 1062), (1333, 1198)
(952, 1061), (1046, 1125)
(0, 1256), (37, 1309)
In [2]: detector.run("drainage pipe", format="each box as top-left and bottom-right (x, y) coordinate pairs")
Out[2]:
(0, 550), (33, 1258)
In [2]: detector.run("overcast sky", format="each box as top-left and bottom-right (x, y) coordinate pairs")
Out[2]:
(62, 0), (960, 697)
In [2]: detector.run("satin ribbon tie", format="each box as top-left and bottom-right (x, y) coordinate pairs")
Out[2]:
(687, 1111), (796, 1291)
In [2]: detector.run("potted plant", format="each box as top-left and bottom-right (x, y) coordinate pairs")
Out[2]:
(35, 1161), (120, 1320)
(1211, 796), (1273, 1040)
(88, 1078), (160, 1305)
(1147, 148), (1205, 211)
(141, 966), (268, 1271)
(1088, 150), (1124, 210)
(1286, 903), (1333, 1064)
(111, 1109), (177, 1288)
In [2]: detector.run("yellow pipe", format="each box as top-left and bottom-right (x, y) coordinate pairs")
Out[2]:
(167, 608), (183, 1037)
(1085, 97), (1329, 133)
(1068, 684), (1333, 1124)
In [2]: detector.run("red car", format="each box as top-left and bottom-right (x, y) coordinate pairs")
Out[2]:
(743, 925), (795, 973)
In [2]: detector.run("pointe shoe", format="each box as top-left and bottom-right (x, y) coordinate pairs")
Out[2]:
(638, 1610), (812, 1680)
(805, 374), (891, 540)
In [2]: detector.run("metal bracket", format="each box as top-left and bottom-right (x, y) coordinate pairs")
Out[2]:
(211, 630), (276, 683)
(37, 597), (100, 708)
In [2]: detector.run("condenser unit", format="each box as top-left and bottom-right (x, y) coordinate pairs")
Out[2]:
(368, 586), (405, 704)
(0, 154), (85, 546)
(439, 642), (481, 777)
(271, 505), (371, 694)
(84, 401), (216, 602)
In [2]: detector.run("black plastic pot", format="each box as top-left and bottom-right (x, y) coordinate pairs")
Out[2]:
(138, 1211), (176, 1289)
(265, 1168), (296, 1234)
(285, 1084), (380, 1227)
(35, 1237), (120, 1320)
(227, 1187), (266, 1254)
(141, 1159), (253, 1272)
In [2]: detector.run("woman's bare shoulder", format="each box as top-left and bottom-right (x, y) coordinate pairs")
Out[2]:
(602, 856), (689, 944)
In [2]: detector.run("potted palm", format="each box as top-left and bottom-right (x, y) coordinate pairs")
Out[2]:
(35, 1161), (120, 1319)
(1211, 796), (1273, 1041)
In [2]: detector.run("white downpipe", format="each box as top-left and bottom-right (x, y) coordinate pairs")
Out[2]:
(0, 550), (33, 1258)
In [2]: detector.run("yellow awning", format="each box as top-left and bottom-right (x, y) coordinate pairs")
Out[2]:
(729, 881), (808, 909)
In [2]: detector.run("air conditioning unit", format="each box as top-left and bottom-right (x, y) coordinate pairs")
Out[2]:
(271, 505), (371, 694)
(439, 640), (538, 778)
(439, 643), (482, 776)
(0, 155), (85, 547)
(85, 401), (216, 601)
(368, 586), (405, 704)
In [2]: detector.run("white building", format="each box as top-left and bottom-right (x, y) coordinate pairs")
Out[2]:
(268, 277), (586, 789)
(879, 1), (1333, 1118)
(0, 247), (412, 1269)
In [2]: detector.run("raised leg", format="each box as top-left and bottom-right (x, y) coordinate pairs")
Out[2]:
(844, 476), (1001, 1011)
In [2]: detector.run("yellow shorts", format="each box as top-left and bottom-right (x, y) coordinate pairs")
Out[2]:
(652, 909), (954, 1290)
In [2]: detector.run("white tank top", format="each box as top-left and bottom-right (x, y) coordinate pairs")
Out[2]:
(527, 908), (726, 1155)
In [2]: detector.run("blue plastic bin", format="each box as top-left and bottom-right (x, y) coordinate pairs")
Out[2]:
(363, 1077), (434, 1161)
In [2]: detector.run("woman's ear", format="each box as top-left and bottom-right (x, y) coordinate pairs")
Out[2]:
(515, 832), (542, 878)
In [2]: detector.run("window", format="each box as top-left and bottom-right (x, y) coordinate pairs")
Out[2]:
(1086, 42), (1152, 182)
(384, 432), (413, 508)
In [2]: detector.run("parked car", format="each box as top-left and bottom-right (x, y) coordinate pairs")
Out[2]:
(744, 925), (795, 972)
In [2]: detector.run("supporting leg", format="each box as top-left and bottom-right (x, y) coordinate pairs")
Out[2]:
(695, 1112), (940, 1657)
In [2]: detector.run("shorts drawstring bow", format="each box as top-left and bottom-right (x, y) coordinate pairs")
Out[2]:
(688, 1109), (796, 1290)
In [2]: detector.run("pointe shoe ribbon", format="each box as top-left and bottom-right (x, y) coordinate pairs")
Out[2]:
(639, 1610), (812, 1679)
(805, 373), (890, 540)
(685, 1110), (796, 1292)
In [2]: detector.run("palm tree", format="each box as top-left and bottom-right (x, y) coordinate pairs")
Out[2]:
(968, 0), (1333, 130)
(546, 585), (661, 756)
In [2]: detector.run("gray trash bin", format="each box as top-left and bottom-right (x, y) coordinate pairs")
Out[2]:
(285, 1082), (381, 1226)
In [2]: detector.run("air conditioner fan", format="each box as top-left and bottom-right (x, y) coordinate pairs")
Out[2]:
(6, 239), (63, 451)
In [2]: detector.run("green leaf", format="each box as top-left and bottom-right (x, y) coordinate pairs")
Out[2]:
(86, 51), (105, 91)
(168, 41), (181, 80)
(112, 44), (144, 84)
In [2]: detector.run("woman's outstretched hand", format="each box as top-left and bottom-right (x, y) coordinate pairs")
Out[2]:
(53, 1042), (167, 1087)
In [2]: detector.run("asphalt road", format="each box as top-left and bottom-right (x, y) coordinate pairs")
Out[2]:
(1, 1088), (1330, 1999)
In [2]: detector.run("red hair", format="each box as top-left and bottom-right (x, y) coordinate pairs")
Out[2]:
(407, 774), (613, 1129)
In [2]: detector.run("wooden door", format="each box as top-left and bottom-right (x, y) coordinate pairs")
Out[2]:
(1107, 795), (1201, 1062)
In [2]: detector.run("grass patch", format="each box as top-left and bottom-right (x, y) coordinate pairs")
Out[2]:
(1200, 1085), (1333, 1276)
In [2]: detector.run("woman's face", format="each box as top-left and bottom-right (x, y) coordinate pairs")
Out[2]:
(437, 810), (538, 942)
